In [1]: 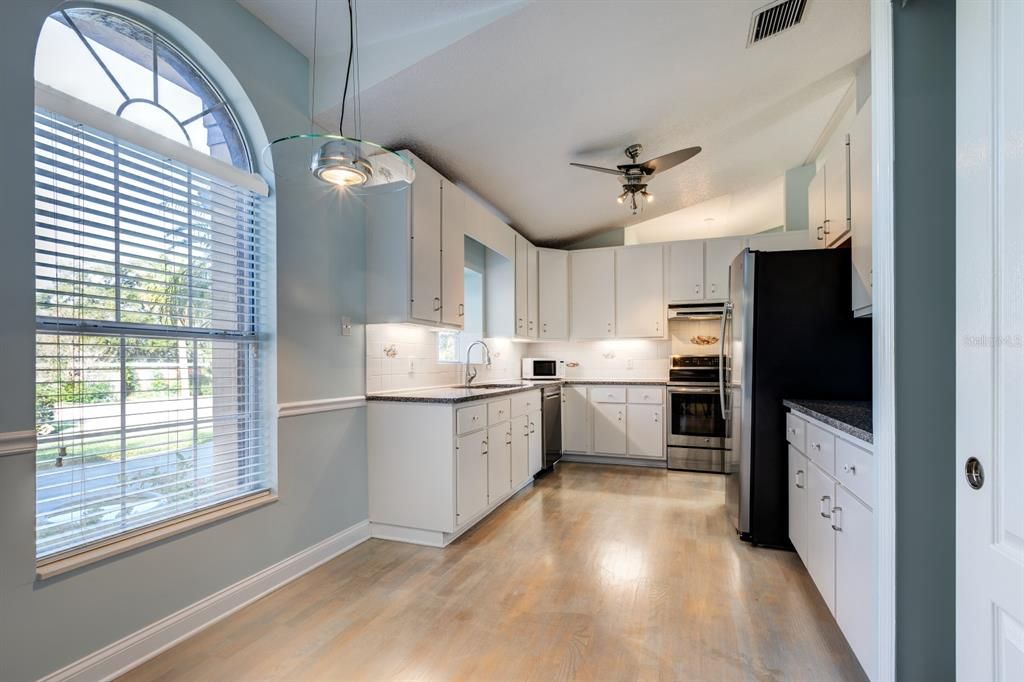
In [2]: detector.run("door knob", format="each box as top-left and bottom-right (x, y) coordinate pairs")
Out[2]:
(965, 457), (985, 490)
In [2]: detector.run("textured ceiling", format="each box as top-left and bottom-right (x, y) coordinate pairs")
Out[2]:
(240, 0), (869, 245)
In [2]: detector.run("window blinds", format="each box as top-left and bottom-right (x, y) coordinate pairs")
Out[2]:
(34, 107), (271, 560)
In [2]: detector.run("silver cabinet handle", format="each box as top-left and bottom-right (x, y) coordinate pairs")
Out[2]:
(816, 225), (825, 241)
(831, 506), (843, 532)
(617, 411), (623, 422)
(433, 297), (441, 311)
(653, 411), (659, 423)
(842, 463), (857, 475)
(694, 284), (701, 295)
(518, 317), (524, 329)
(795, 470), (805, 489)
(811, 441), (822, 451)
(529, 421), (535, 434)
(458, 303), (464, 317)
(710, 283), (716, 295)
(819, 495), (832, 518)
(481, 440), (488, 455)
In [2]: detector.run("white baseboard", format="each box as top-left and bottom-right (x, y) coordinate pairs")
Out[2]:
(39, 520), (371, 682)
(369, 522), (445, 547)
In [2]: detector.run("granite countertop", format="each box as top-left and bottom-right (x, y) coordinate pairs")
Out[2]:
(366, 382), (544, 404)
(783, 399), (873, 444)
(563, 378), (667, 386)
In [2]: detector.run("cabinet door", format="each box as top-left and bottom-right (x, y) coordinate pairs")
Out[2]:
(526, 242), (539, 338)
(788, 446), (808, 561)
(808, 168), (827, 249)
(668, 241), (705, 302)
(849, 101), (872, 315)
(615, 245), (664, 338)
(747, 231), (809, 252)
(487, 424), (512, 502)
(592, 401), (627, 455)
(626, 404), (663, 458)
(824, 137), (851, 247)
(704, 237), (745, 300)
(441, 179), (465, 327)
(456, 429), (488, 525)
(805, 462), (837, 613)
(570, 249), (616, 338)
(835, 487), (877, 680)
(527, 409), (543, 475)
(537, 249), (569, 339)
(410, 162), (443, 323)
(562, 386), (590, 452)
(510, 415), (529, 489)
(514, 235), (529, 337)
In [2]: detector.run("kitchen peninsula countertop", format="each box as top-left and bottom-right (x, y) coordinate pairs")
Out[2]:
(783, 399), (873, 444)
(366, 378), (669, 404)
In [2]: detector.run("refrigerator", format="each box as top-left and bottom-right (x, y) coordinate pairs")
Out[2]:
(724, 248), (871, 547)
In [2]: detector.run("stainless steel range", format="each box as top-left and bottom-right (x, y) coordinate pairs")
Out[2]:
(667, 354), (731, 473)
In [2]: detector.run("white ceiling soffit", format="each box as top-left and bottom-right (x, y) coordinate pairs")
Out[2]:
(240, 0), (869, 245)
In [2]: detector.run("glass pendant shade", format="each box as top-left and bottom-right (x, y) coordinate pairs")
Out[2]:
(262, 133), (415, 193)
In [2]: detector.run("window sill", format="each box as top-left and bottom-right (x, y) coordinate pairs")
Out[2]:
(36, 490), (277, 581)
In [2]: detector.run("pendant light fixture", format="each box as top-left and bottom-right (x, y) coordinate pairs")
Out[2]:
(262, 0), (414, 191)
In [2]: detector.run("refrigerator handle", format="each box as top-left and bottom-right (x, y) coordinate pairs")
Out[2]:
(718, 303), (732, 416)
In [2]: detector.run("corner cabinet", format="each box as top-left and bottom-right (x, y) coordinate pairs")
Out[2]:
(366, 151), (464, 328)
(787, 409), (876, 680)
(369, 389), (542, 547)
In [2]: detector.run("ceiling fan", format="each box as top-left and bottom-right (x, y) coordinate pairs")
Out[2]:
(570, 143), (702, 214)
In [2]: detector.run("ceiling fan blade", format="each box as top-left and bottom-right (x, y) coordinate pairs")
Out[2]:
(639, 146), (702, 174)
(569, 162), (625, 176)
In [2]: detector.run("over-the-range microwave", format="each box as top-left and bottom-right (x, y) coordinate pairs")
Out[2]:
(522, 358), (565, 380)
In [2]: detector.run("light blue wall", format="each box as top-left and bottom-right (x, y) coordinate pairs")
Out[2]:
(0, 2), (369, 680)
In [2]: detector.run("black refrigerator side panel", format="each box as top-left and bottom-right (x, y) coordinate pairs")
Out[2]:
(748, 249), (872, 547)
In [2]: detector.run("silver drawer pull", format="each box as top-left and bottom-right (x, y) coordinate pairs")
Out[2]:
(819, 495), (832, 518)
(831, 506), (843, 532)
(842, 463), (857, 475)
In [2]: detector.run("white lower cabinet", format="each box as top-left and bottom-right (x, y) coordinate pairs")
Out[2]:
(787, 409), (876, 681)
(592, 401), (627, 455)
(626, 404), (663, 458)
(527, 409), (542, 475)
(369, 391), (542, 548)
(511, 414), (530, 489)
(456, 429), (488, 525)
(562, 386), (591, 453)
(487, 423), (512, 502)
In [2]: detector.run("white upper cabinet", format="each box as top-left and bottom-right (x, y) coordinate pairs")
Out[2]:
(537, 248), (569, 339)
(668, 240), (705, 302)
(570, 249), (616, 338)
(615, 244), (664, 338)
(849, 100), (872, 317)
(514, 235), (529, 337)
(704, 237), (746, 301)
(808, 168), (828, 249)
(410, 161), (443, 323)
(747, 231), (809, 252)
(824, 136), (851, 247)
(526, 242), (539, 338)
(441, 179), (466, 328)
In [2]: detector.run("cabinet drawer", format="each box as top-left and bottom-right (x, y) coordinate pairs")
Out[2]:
(488, 399), (511, 424)
(804, 422), (836, 475)
(456, 403), (487, 435)
(510, 390), (540, 417)
(786, 413), (807, 453)
(591, 386), (626, 403)
(627, 387), (663, 404)
(836, 438), (874, 508)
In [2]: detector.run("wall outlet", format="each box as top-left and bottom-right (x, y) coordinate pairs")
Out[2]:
(626, 358), (634, 370)
(341, 316), (352, 336)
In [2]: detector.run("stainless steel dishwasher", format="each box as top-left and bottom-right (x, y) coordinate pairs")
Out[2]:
(541, 385), (562, 471)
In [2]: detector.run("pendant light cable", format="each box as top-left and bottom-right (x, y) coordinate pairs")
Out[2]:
(310, 0), (319, 134)
(338, 0), (354, 136)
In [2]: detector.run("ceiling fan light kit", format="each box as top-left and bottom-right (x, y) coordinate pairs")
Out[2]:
(570, 142), (700, 215)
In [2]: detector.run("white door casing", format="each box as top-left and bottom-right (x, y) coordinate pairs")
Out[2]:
(957, 2), (1024, 679)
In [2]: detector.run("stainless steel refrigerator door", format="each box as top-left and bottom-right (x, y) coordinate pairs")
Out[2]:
(724, 249), (756, 535)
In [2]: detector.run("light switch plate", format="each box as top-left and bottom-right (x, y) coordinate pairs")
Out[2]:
(626, 358), (634, 370)
(341, 316), (352, 336)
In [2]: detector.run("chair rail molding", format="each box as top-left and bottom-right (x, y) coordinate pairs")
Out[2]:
(277, 395), (367, 418)
(0, 429), (37, 457)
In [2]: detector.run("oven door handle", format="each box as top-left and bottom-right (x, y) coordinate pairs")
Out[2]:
(668, 386), (722, 395)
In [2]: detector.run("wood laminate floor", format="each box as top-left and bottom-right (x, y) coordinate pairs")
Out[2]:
(120, 463), (867, 682)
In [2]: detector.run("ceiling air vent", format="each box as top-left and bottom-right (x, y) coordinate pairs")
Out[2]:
(747, 0), (808, 46)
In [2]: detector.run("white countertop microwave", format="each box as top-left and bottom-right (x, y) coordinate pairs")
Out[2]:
(522, 358), (565, 380)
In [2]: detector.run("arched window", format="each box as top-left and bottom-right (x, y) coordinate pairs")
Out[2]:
(33, 7), (272, 566)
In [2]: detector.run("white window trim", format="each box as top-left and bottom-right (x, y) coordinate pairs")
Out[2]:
(36, 491), (277, 580)
(34, 81), (270, 197)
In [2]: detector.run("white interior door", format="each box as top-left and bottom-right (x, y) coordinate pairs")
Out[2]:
(958, 3), (1024, 679)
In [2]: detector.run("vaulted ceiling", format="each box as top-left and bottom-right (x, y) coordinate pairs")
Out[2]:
(239, 0), (869, 245)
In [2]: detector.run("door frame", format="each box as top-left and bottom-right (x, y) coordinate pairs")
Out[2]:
(870, 1), (897, 679)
